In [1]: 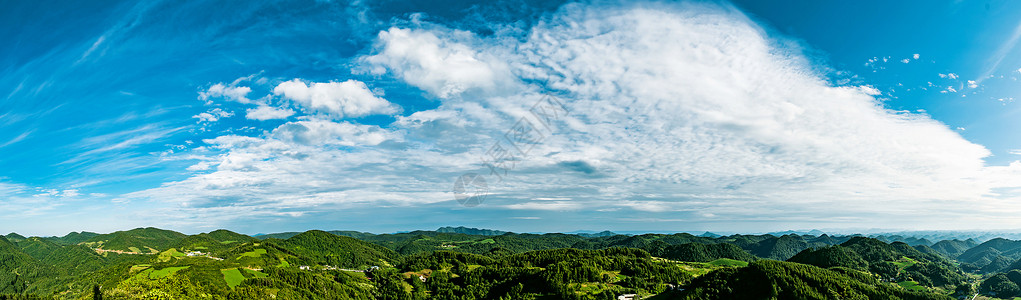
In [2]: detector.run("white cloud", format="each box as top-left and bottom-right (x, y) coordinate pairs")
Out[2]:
(968, 80), (978, 88)
(120, 1), (1021, 230)
(362, 27), (514, 98)
(858, 85), (881, 96)
(913, 53), (920, 59)
(273, 79), (397, 118)
(192, 108), (233, 123)
(901, 58), (910, 64)
(199, 83), (252, 104)
(245, 105), (295, 121)
(270, 119), (397, 147)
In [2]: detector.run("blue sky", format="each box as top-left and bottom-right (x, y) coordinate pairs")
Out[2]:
(3, 0), (1021, 236)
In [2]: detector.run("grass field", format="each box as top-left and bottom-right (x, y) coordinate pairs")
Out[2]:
(150, 266), (190, 279)
(708, 258), (749, 267)
(222, 268), (245, 288)
(242, 267), (267, 277)
(897, 281), (924, 291)
(891, 257), (918, 271)
(132, 266), (190, 280)
(129, 264), (151, 273)
(238, 248), (267, 258)
(277, 257), (290, 268)
(157, 248), (186, 262)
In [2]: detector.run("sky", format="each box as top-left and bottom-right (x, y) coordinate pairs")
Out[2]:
(4, 0), (1021, 236)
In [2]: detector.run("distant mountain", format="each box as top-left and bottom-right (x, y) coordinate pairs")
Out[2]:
(174, 229), (255, 253)
(652, 242), (756, 262)
(766, 229), (826, 236)
(44, 231), (100, 245)
(957, 238), (1021, 272)
(436, 226), (507, 236)
(570, 230), (618, 237)
(699, 232), (721, 238)
(4, 233), (25, 242)
(327, 230), (377, 239)
(746, 235), (809, 260)
(929, 239), (977, 258)
(254, 231), (302, 240)
(81, 227), (187, 252)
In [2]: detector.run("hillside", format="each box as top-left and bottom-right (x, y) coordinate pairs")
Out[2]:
(788, 237), (967, 289)
(4, 233), (25, 243)
(279, 230), (398, 268)
(44, 231), (99, 245)
(173, 229), (255, 254)
(81, 227), (187, 252)
(672, 260), (952, 300)
(5, 228), (1021, 299)
(929, 239), (977, 258)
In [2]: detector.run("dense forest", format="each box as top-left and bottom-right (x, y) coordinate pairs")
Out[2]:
(2, 227), (1021, 299)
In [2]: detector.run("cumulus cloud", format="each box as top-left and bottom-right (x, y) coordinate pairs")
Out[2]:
(192, 108), (233, 123)
(246, 105), (295, 121)
(126, 1), (1021, 230)
(913, 53), (920, 59)
(362, 27), (514, 98)
(199, 83), (252, 104)
(273, 79), (398, 118)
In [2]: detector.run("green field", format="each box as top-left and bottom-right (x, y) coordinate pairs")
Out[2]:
(245, 268), (269, 278)
(157, 248), (186, 262)
(897, 281), (924, 291)
(221, 268), (245, 288)
(238, 248), (267, 258)
(708, 258), (749, 267)
(891, 256), (918, 271)
(150, 266), (190, 279)
(132, 266), (190, 280)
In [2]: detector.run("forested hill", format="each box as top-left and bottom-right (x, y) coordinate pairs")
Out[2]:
(1, 227), (1020, 299)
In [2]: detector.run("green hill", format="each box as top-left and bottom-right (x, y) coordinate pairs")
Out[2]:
(672, 260), (952, 300)
(17, 237), (105, 273)
(44, 231), (100, 245)
(957, 238), (1021, 269)
(174, 229), (255, 254)
(279, 230), (398, 268)
(4, 233), (25, 243)
(789, 237), (966, 288)
(81, 227), (187, 252)
(652, 243), (756, 262)
(747, 235), (810, 260)
(929, 239), (975, 259)
(0, 236), (42, 294)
